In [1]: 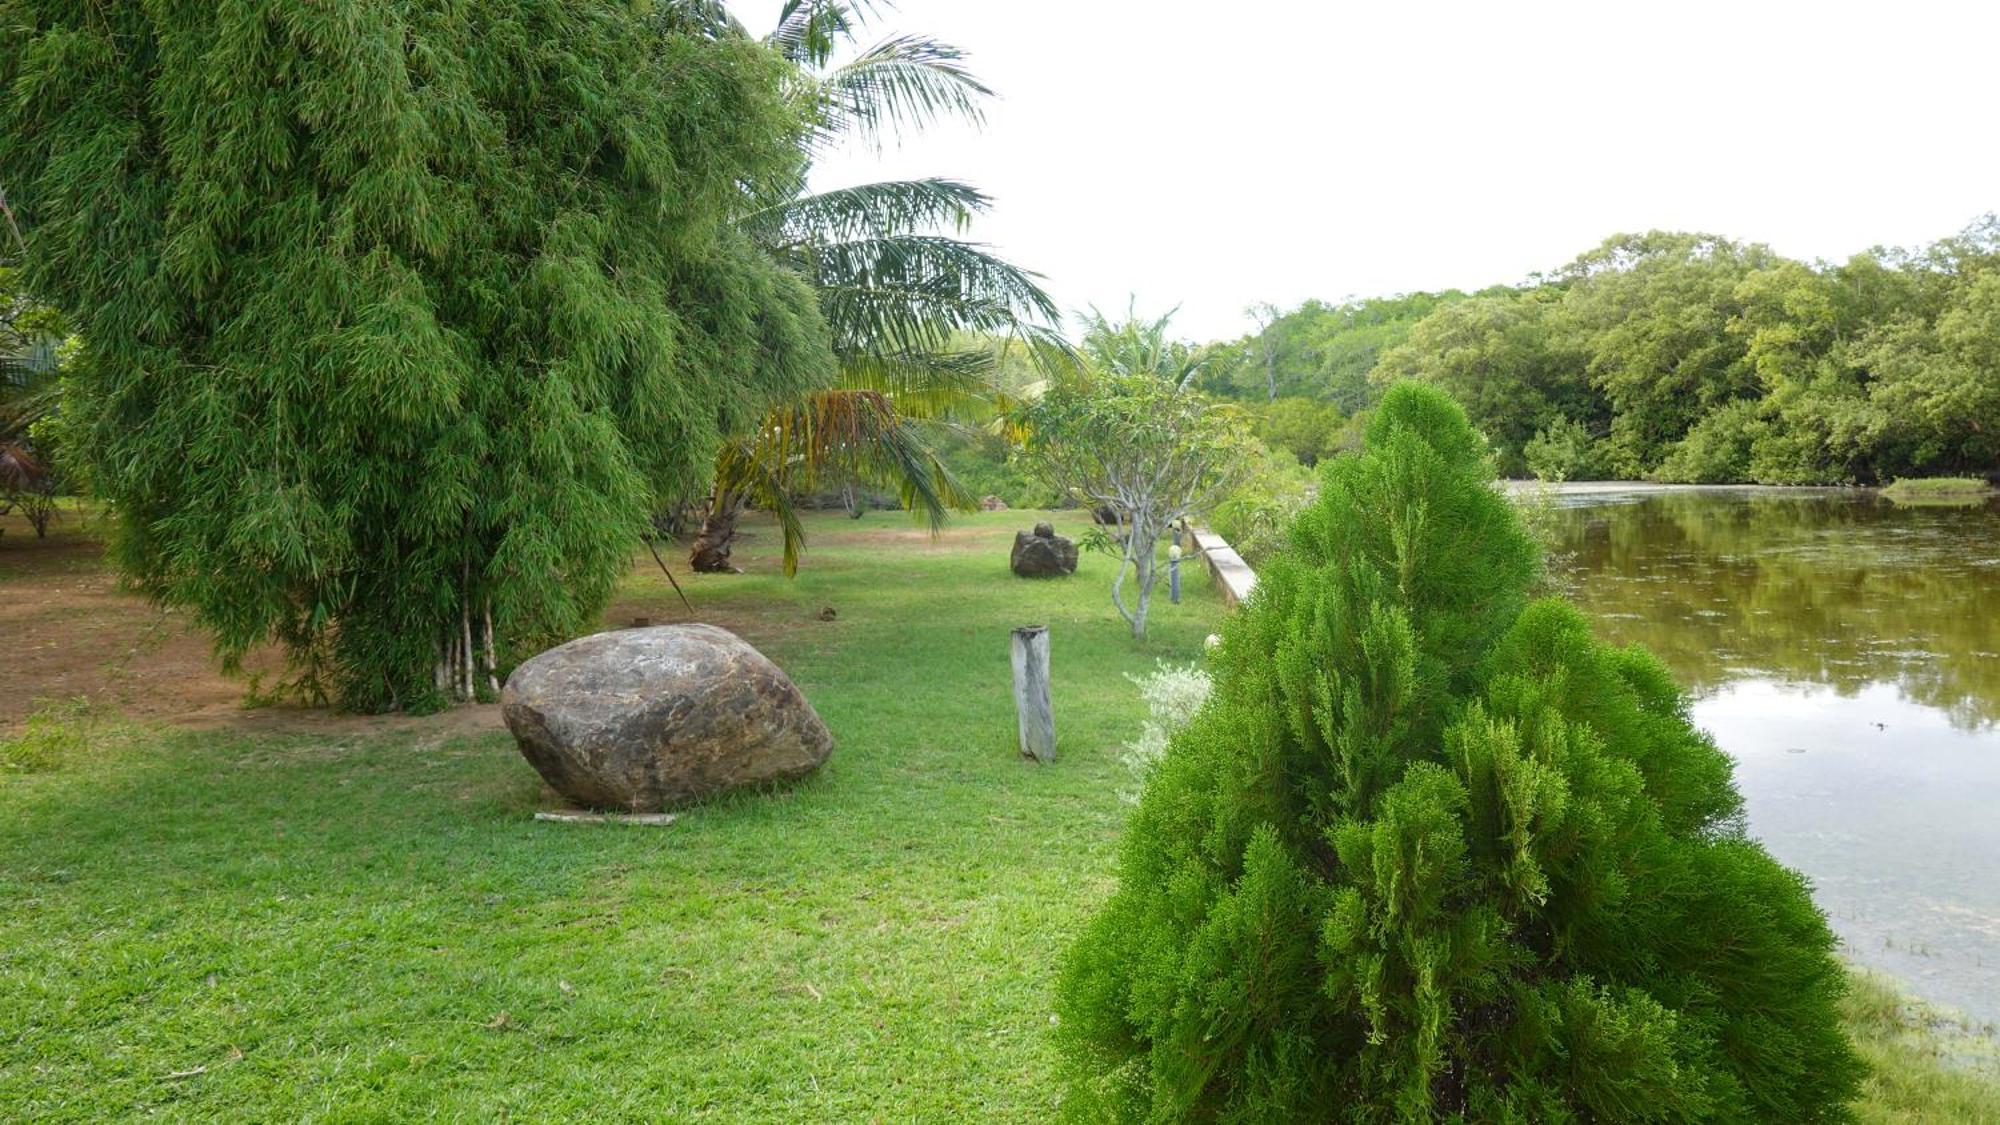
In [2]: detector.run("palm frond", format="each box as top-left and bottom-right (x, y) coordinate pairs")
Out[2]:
(1012, 323), (1086, 386)
(812, 34), (991, 148)
(1, 375), (59, 432)
(0, 437), (42, 491)
(741, 178), (990, 250)
(695, 7), (1058, 577)
(807, 234), (1060, 357)
(769, 0), (882, 66)
(836, 347), (998, 420)
(0, 354), (60, 487)
(710, 433), (810, 576)
(715, 388), (975, 574)
(1077, 300), (1208, 387)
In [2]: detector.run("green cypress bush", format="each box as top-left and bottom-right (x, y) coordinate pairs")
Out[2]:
(0, 2), (831, 708)
(1057, 383), (1860, 1121)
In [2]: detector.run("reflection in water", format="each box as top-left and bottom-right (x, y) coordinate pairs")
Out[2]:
(1547, 489), (2000, 1024)
(1700, 680), (2000, 1027)
(1554, 491), (2000, 731)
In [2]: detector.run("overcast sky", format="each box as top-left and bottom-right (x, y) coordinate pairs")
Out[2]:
(730, 0), (2000, 342)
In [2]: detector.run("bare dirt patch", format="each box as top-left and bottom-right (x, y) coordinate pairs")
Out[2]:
(0, 507), (1060, 738)
(0, 511), (499, 739)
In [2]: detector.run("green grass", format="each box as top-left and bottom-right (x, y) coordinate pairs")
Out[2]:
(1883, 476), (1994, 502)
(0, 511), (1220, 1121)
(1846, 972), (2000, 1123)
(1, 510), (1994, 1120)
(0, 697), (102, 773)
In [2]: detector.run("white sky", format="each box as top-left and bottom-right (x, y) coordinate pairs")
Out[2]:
(731, 0), (2000, 342)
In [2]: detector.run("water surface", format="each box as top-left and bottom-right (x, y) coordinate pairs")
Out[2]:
(1542, 486), (2000, 1026)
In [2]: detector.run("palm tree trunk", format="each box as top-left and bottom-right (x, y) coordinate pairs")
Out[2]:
(690, 495), (745, 574)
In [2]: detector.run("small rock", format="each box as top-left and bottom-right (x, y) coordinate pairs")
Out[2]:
(817, 606), (837, 622)
(979, 495), (1010, 511)
(1011, 523), (1078, 578)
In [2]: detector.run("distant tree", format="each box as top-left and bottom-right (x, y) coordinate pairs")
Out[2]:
(1710, 259), (1871, 484)
(1077, 301), (1210, 389)
(1202, 218), (2000, 487)
(1523, 414), (1604, 482)
(1245, 301), (1283, 401)
(1851, 270), (2000, 478)
(1, 2), (831, 708)
(1671, 217), (2000, 484)
(1018, 375), (1249, 640)
(1056, 383), (1861, 1121)
(1205, 294), (1456, 410)
(1250, 396), (1345, 467)
(1374, 290), (1585, 475)
(1553, 232), (1775, 475)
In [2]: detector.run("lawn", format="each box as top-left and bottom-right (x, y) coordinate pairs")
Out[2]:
(2, 509), (1996, 1121)
(1, 510), (1219, 1121)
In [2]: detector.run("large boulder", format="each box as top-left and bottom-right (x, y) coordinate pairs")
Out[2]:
(502, 624), (833, 811)
(1011, 522), (1079, 578)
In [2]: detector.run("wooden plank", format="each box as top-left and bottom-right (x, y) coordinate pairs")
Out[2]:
(532, 810), (678, 827)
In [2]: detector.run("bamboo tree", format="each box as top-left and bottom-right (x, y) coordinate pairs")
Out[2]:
(1, 2), (832, 709)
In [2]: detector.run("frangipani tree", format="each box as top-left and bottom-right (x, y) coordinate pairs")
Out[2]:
(1018, 375), (1251, 640)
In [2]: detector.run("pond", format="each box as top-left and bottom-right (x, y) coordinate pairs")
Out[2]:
(1537, 484), (2000, 1027)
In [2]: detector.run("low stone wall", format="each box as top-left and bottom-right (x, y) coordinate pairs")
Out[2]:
(1188, 527), (1257, 608)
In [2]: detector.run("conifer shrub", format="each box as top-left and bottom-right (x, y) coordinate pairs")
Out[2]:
(1056, 383), (1861, 1121)
(0, 3), (831, 708)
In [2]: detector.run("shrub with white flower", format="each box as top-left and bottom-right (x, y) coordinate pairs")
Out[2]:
(1118, 660), (1213, 801)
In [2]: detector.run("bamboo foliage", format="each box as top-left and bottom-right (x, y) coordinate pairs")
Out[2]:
(0, 2), (834, 709)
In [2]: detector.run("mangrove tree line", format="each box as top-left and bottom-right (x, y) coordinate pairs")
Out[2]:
(1204, 218), (2000, 483)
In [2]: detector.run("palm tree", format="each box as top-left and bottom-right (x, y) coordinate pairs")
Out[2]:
(0, 352), (61, 537)
(1076, 300), (1211, 389)
(1055, 302), (1215, 529)
(673, 1), (1064, 574)
(0, 239), (63, 537)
